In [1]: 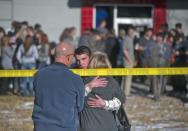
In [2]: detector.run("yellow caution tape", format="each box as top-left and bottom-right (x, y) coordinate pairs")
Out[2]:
(0, 70), (37, 77)
(0, 68), (188, 77)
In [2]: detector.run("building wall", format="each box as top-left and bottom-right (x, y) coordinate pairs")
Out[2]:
(1, 0), (188, 41)
(0, 0), (13, 31)
(0, 0), (81, 42)
(167, 0), (188, 36)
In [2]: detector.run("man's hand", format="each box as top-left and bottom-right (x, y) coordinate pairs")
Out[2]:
(86, 76), (108, 89)
(84, 77), (108, 96)
(87, 95), (105, 108)
(123, 50), (132, 65)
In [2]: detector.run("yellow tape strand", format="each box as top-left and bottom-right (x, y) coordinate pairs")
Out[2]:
(0, 68), (188, 77)
(0, 70), (37, 77)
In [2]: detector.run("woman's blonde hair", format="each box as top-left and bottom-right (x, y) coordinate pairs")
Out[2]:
(23, 35), (33, 54)
(2, 36), (10, 47)
(89, 52), (111, 68)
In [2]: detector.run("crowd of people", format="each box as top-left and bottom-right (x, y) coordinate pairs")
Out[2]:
(0, 21), (56, 96)
(0, 20), (188, 100)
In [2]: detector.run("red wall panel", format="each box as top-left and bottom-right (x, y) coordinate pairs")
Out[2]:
(153, 0), (167, 33)
(81, 6), (93, 33)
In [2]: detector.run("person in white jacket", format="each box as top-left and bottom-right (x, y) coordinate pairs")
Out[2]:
(17, 35), (38, 96)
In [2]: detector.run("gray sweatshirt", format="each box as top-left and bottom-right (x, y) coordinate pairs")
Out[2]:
(1, 45), (16, 69)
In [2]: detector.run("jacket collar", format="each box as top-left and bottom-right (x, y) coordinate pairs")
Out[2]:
(54, 62), (68, 68)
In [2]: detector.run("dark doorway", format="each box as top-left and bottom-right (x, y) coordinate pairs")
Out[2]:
(95, 6), (114, 30)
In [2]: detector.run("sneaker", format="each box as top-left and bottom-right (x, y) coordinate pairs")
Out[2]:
(9, 83), (13, 89)
(147, 94), (154, 98)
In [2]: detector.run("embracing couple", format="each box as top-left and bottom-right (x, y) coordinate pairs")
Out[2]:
(32, 43), (125, 131)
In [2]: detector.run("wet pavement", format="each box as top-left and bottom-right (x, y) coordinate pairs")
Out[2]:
(0, 82), (188, 131)
(126, 95), (188, 131)
(126, 82), (188, 131)
(0, 96), (33, 131)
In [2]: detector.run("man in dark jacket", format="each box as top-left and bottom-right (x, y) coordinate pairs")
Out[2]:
(32, 42), (85, 131)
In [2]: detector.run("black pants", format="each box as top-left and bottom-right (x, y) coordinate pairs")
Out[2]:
(0, 78), (11, 94)
(171, 75), (187, 93)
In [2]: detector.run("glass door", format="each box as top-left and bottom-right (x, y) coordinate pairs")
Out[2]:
(114, 5), (154, 35)
(94, 5), (114, 30)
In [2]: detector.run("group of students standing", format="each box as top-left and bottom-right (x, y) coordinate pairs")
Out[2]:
(134, 23), (188, 100)
(0, 21), (55, 96)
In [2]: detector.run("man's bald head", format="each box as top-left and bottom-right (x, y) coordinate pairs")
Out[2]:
(55, 42), (74, 66)
(55, 42), (73, 57)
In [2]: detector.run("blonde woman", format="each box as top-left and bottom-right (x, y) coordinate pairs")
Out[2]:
(79, 52), (125, 131)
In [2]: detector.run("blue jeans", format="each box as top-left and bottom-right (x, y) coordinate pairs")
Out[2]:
(21, 63), (36, 97)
